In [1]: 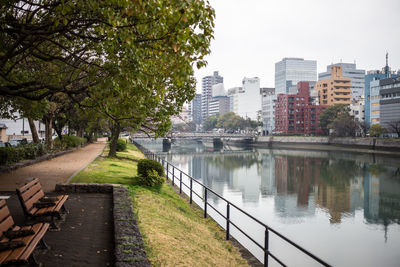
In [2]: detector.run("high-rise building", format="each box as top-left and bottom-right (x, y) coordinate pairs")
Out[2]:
(370, 79), (381, 126)
(365, 53), (396, 126)
(227, 87), (243, 114)
(371, 77), (400, 134)
(275, 58), (317, 95)
(208, 84), (230, 117)
(315, 66), (352, 106)
(189, 94), (202, 125)
(274, 82), (327, 135)
(237, 77), (261, 120)
(260, 87), (275, 135)
(319, 62), (365, 101)
(201, 71), (223, 120)
(365, 71), (388, 126)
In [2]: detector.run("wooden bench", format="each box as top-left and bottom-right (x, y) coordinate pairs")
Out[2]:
(0, 200), (49, 266)
(16, 178), (69, 229)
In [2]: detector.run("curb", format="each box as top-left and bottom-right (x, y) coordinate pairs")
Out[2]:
(55, 184), (150, 267)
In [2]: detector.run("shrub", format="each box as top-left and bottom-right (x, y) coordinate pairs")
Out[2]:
(136, 170), (165, 188)
(54, 135), (87, 150)
(116, 139), (127, 152)
(137, 159), (165, 178)
(0, 143), (46, 165)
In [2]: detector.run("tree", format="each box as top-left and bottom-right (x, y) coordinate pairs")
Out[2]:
(1, 1), (215, 156)
(0, 0), (214, 101)
(369, 124), (386, 137)
(386, 120), (400, 137)
(203, 115), (218, 131)
(320, 104), (351, 135)
(357, 121), (369, 137)
(332, 116), (357, 137)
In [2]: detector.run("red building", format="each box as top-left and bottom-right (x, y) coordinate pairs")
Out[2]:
(274, 82), (327, 135)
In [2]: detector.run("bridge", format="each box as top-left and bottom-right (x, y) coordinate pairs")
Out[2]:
(131, 132), (257, 150)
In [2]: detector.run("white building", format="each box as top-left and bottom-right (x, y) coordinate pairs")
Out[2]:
(319, 62), (365, 101)
(237, 77), (261, 121)
(260, 88), (275, 135)
(208, 83), (230, 117)
(227, 87), (243, 114)
(170, 106), (191, 125)
(350, 98), (365, 122)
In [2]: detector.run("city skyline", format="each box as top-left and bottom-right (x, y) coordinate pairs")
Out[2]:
(194, 0), (400, 92)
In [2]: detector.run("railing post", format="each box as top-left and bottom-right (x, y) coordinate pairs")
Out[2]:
(226, 203), (230, 240)
(190, 178), (193, 204)
(264, 227), (269, 267)
(179, 172), (182, 194)
(172, 167), (175, 186)
(204, 188), (207, 218)
(166, 163), (169, 180)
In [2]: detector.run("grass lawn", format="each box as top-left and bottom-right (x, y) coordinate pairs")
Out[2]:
(71, 143), (249, 267)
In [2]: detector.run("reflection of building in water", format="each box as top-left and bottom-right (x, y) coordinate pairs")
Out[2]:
(364, 164), (400, 225)
(275, 195), (316, 218)
(274, 156), (318, 206)
(273, 156), (322, 217)
(314, 159), (366, 224)
(260, 153), (276, 197)
(315, 183), (350, 223)
(234, 164), (260, 203)
(350, 176), (364, 212)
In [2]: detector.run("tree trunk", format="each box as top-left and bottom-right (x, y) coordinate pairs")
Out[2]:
(77, 127), (84, 138)
(53, 123), (63, 140)
(108, 122), (120, 157)
(44, 114), (53, 149)
(27, 118), (40, 144)
(88, 131), (94, 143)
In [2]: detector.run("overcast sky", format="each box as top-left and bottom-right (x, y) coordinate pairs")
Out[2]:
(194, 0), (400, 92)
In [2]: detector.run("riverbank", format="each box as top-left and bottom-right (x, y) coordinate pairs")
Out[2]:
(233, 136), (400, 156)
(71, 143), (250, 266)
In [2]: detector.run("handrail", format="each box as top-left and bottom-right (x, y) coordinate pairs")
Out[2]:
(133, 140), (332, 267)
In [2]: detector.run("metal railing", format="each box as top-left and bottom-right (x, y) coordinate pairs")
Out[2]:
(133, 141), (332, 267)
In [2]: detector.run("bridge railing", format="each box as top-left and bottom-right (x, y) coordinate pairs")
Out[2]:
(133, 140), (332, 267)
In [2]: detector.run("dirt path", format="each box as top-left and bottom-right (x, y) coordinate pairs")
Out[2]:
(0, 140), (106, 192)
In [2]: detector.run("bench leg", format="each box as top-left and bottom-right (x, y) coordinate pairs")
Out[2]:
(28, 253), (39, 266)
(49, 216), (59, 231)
(39, 238), (50, 250)
(61, 204), (69, 214)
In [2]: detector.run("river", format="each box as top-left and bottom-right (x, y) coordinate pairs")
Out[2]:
(136, 139), (400, 267)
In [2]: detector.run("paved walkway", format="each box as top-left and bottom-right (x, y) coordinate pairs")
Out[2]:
(3, 192), (114, 267)
(0, 139), (114, 266)
(0, 140), (106, 192)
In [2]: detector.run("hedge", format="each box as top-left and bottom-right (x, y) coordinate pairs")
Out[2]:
(0, 143), (46, 166)
(53, 135), (87, 150)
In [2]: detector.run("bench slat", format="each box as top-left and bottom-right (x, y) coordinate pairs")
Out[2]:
(18, 178), (40, 194)
(0, 204), (11, 223)
(4, 224), (42, 262)
(0, 216), (14, 234)
(34, 195), (68, 216)
(20, 182), (43, 202)
(20, 223), (49, 260)
(24, 190), (45, 211)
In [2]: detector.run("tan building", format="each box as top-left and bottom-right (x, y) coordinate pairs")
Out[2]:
(315, 66), (352, 106)
(0, 124), (7, 142)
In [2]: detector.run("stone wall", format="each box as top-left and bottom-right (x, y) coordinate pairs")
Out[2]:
(254, 136), (400, 152)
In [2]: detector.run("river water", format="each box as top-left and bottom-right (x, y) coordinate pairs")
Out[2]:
(137, 140), (400, 267)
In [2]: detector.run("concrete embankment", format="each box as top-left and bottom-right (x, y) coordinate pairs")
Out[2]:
(228, 136), (400, 155)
